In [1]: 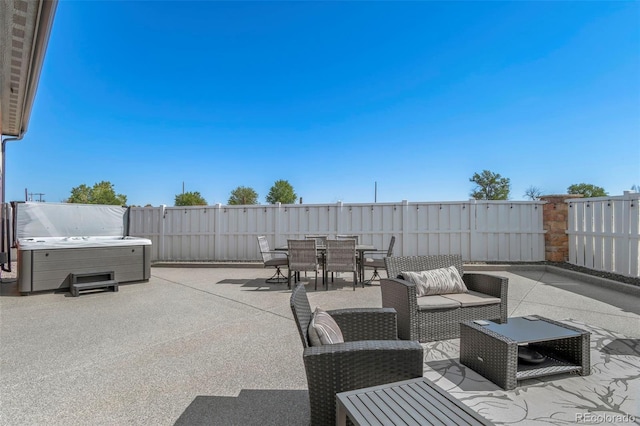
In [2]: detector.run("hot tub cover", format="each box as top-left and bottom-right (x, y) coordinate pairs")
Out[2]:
(16, 202), (130, 239)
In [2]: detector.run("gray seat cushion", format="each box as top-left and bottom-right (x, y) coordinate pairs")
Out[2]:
(265, 258), (288, 267)
(441, 290), (501, 307)
(416, 295), (462, 310)
(364, 258), (385, 268)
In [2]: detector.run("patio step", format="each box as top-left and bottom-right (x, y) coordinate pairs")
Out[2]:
(70, 271), (118, 297)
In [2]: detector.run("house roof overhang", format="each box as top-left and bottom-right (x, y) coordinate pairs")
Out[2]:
(1, 0), (57, 138)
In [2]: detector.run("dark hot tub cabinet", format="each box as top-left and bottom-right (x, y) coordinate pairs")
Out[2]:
(15, 202), (151, 295)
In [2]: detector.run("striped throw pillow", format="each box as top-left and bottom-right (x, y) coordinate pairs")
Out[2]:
(401, 266), (468, 297)
(308, 307), (344, 346)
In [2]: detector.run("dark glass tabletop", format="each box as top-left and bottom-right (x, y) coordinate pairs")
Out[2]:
(481, 317), (582, 344)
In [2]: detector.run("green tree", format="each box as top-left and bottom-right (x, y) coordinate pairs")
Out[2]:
(266, 179), (297, 204)
(68, 184), (91, 204)
(175, 191), (207, 206)
(567, 183), (607, 198)
(469, 170), (511, 200)
(66, 181), (127, 205)
(524, 186), (542, 200)
(228, 186), (258, 205)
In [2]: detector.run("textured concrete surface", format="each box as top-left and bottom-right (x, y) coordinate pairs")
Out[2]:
(1, 266), (638, 425)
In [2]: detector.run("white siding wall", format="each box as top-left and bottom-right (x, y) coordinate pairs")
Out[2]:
(130, 200), (545, 263)
(567, 192), (640, 277)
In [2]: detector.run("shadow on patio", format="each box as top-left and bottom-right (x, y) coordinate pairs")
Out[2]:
(175, 390), (309, 426)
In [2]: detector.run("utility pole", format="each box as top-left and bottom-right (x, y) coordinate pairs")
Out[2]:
(26, 190), (45, 202)
(374, 181), (377, 203)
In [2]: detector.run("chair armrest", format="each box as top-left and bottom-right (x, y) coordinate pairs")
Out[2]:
(463, 273), (508, 299)
(379, 278), (418, 340)
(304, 341), (423, 395)
(463, 273), (508, 322)
(361, 249), (388, 258)
(327, 308), (398, 341)
(303, 340), (423, 363)
(380, 277), (417, 294)
(264, 250), (288, 257)
(303, 340), (424, 425)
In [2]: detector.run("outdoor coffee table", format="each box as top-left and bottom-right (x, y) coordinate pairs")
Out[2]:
(460, 316), (590, 390)
(335, 377), (494, 425)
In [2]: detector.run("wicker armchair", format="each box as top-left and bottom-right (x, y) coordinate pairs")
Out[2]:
(290, 284), (423, 426)
(382, 255), (508, 342)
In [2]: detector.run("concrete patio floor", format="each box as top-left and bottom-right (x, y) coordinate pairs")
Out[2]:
(1, 265), (639, 425)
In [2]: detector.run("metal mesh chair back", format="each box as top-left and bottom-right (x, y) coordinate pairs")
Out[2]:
(325, 239), (357, 273)
(304, 235), (327, 248)
(290, 284), (313, 348)
(288, 239), (318, 271)
(386, 236), (396, 257)
(257, 236), (275, 262)
(384, 254), (464, 280)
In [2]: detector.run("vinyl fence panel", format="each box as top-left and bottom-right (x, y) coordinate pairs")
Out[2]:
(567, 192), (640, 277)
(130, 200), (545, 263)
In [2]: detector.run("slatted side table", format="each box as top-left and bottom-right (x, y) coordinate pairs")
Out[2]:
(335, 377), (494, 426)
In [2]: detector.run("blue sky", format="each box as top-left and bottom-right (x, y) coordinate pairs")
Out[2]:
(7, 1), (640, 206)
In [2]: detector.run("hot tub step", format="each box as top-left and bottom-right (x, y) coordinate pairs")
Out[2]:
(70, 271), (118, 297)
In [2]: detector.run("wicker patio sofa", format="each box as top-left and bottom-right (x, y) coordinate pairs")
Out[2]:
(381, 255), (508, 342)
(290, 284), (423, 426)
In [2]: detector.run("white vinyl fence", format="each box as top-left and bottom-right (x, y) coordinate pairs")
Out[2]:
(567, 192), (640, 277)
(129, 200), (545, 263)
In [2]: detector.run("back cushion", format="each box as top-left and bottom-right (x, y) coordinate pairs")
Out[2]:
(401, 266), (468, 297)
(308, 307), (344, 346)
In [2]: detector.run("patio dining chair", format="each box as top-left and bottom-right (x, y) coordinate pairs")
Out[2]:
(336, 235), (361, 278)
(304, 235), (327, 275)
(324, 239), (358, 290)
(290, 283), (423, 426)
(287, 239), (320, 290)
(362, 235), (395, 285)
(257, 236), (288, 284)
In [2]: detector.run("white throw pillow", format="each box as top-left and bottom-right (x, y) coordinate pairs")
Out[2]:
(401, 266), (468, 297)
(308, 307), (344, 346)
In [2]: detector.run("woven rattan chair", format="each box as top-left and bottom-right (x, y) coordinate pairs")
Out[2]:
(290, 284), (423, 426)
(362, 236), (396, 285)
(324, 239), (358, 290)
(257, 236), (288, 284)
(287, 239), (320, 290)
(382, 255), (508, 342)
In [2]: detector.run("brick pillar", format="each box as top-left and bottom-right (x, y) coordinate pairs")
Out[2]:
(540, 194), (583, 262)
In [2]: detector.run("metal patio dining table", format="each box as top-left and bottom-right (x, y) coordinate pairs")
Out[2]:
(276, 243), (376, 286)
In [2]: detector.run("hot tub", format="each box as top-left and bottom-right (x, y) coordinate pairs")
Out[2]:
(14, 203), (152, 295)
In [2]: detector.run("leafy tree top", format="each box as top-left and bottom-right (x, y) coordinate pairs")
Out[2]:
(266, 179), (297, 204)
(469, 170), (511, 200)
(567, 183), (607, 198)
(66, 181), (127, 205)
(175, 191), (207, 206)
(228, 186), (258, 205)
